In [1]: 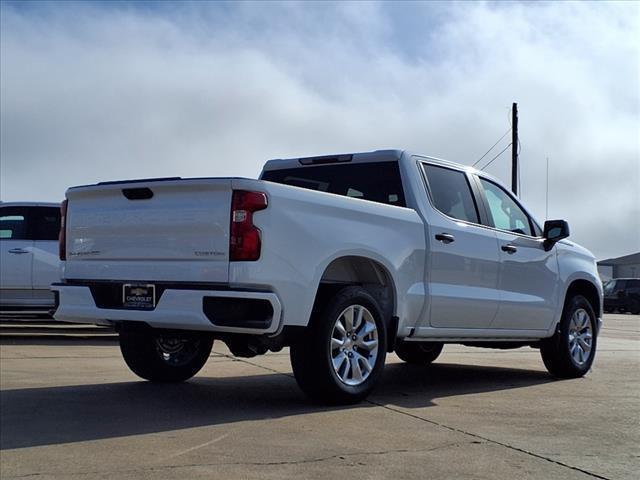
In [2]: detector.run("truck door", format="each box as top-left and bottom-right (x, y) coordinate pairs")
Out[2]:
(0, 206), (34, 306)
(475, 177), (559, 331)
(419, 163), (501, 330)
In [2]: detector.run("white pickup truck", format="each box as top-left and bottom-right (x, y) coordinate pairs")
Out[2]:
(1, 202), (61, 312)
(53, 150), (603, 403)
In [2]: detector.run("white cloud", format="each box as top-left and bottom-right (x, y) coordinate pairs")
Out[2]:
(1, 1), (638, 259)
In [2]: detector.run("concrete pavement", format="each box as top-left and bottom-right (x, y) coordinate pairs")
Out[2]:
(1, 314), (638, 479)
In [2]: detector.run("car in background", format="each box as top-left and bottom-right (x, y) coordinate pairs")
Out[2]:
(0, 202), (61, 313)
(603, 278), (640, 314)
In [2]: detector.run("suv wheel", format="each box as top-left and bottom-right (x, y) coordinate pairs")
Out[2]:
(395, 342), (443, 365)
(120, 328), (213, 382)
(290, 286), (387, 404)
(540, 295), (597, 378)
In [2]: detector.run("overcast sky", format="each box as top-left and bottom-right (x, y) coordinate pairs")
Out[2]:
(1, 1), (638, 260)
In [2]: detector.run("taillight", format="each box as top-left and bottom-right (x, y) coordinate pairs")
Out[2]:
(59, 199), (68, 260)
(230, 190), (268, 261)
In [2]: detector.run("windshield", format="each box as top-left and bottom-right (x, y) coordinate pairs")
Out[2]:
(603, 280), (617, 294)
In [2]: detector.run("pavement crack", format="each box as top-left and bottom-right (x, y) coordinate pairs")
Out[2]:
(165, 433), (230, 459)
(365, 399), (611, 480)
(201, 442), (461, 467)
(3, 443), (463, 478)
(222, 350), (612, 480)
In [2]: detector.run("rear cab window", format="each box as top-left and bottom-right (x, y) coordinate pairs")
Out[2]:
(261, 162), (406, 207)
(31, 207), (61, 241)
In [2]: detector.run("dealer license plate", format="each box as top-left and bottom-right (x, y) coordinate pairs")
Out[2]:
(122, 284), (156, 310)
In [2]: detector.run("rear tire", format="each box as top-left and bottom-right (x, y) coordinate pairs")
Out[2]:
(119, 328), (213, 382)
(540, 295), (597, 378)
(290, 286), (387, 404)
(395, 342), (443, 365)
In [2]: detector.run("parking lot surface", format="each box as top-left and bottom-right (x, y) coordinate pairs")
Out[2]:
(1, 314), (638, 479)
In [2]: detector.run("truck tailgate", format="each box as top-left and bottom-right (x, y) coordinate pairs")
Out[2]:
(64, 178), (232, 283)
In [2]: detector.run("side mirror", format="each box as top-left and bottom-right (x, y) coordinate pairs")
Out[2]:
(543, 219), (570, 251)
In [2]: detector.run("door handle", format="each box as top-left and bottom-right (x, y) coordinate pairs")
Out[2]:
(435, 233), (455, 244)
(8, 248), (30, 254)
(501, 244), (518, 254)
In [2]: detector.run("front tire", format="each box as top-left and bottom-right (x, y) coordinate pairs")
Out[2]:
(290, 286), (387, 404)
(540, 295), (597, 378)
(395, 342), (444, 365)
(119, 328), (213, 382)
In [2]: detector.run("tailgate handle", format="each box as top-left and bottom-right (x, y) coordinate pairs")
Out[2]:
(122, 188), (154, 200)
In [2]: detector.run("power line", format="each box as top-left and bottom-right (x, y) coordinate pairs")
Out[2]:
(479, 143), (512, 171)
(472, 128), (512, 167)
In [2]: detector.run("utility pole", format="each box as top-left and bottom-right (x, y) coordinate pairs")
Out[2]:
(511, 102), (518, 195)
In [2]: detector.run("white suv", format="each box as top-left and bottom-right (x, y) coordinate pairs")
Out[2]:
(0, 202), (61, 313)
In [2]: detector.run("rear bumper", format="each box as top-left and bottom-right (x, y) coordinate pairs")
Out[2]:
(51, 283), (282, 335)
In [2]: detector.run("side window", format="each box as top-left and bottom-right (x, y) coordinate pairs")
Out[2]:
(531, 221), (543, 237)
(32, 207), (61, 241)
(0, 208), (31, 240)
(479, 178), (533, 236)
(422, 164), (479, 223)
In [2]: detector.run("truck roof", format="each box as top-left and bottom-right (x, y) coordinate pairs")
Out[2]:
(262, 149), (405, 172)
(262, 149), (484, 177)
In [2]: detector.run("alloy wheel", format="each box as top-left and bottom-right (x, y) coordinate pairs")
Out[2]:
(568, 308), (593, 366)
(330, 304), (379, 386)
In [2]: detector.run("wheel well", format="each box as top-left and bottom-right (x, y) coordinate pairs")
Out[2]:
(313, 256), (396, 334)
(565, 280), (601, 316)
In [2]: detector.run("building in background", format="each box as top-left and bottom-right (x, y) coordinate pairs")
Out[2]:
(597, 252), (640, 280)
